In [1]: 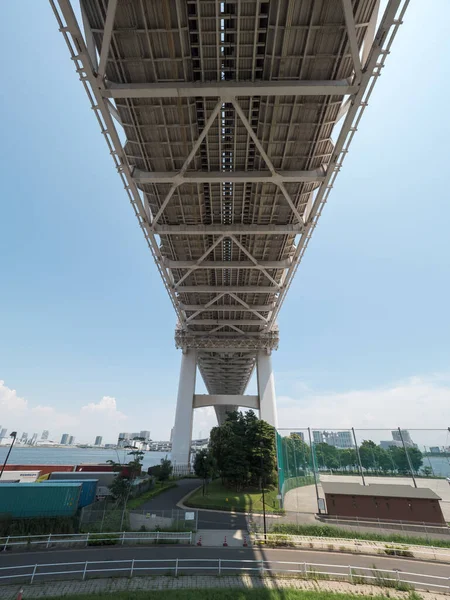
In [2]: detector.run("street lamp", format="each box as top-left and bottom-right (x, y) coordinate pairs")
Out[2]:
(0, 431), (17, 479)
(259, 441), (267, 541)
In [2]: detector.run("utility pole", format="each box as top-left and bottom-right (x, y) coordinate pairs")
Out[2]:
(259, 441), (267, 541)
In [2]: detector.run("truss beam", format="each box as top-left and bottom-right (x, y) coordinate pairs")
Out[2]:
(154, 224), (302, 235)
(103, 80), (358, 99)
(180, 304), (274, 311)
(188, 320), (266, 326)
(177, 286), (278, 293)
(163, 259), (292, 269)
(133, 169), (326, 185)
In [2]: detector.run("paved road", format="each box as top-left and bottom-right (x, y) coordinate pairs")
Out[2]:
(139, 478), (247, 530)
(0, 545), (448, 591)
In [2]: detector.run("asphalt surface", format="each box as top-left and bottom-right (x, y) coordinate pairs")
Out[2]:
(139, 478), (248, 530)
(0, 545), (448, 591)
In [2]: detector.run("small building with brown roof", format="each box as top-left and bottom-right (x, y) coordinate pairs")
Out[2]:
(321, 482), (445, 524)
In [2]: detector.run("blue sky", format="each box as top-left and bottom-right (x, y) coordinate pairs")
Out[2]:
(1, 1), (449, 444)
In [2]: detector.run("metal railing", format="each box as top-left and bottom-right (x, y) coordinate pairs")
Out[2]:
(0, 531), (192, 550)
(0, 558), (448, 591)
(251, 533), (450, 562)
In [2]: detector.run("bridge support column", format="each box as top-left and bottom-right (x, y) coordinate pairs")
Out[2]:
(257, 350), (278, 427)
(171, 349), (197, 467)
(214, 405), (237, 426)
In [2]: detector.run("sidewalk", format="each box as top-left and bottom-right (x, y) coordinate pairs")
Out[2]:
(0, 574), (446, 600)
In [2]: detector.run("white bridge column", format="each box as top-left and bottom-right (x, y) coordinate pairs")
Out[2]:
(257, 350), (278, 427)
(214, 405), (238, 426)
(171, 349), (197, 467)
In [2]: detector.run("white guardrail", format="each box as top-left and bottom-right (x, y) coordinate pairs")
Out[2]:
(251, 533), (450, 562)
(0, 558), (449, 591)
(0, 531), (192, 550)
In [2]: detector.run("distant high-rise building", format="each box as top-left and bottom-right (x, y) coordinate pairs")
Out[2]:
(20, 432), (28, 443)
(312, 430), (353, 449)
(41, 430), (49, 440)
(131, 432), (140, 440)
(0, 428), (7, 440)
(380, 440), (402, 450)
(170, 428), (174, 444)
(30, 433), (38, 446)
(429, 447), (440, 454)
(312, 431), (323, 444)
(95, 436), (103, 446)
(68, 436), (75, 445)
(61, 433), (69, 445)
(140, 431), (151, 441)
(392, 429), (415, 447)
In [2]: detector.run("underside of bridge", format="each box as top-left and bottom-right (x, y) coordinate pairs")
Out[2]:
(52, 0), (407, 466)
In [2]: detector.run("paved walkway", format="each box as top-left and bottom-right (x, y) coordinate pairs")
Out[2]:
(0, 574), (446, 599)
(140, 478), (248, 530)
(196, 529), (250, 547)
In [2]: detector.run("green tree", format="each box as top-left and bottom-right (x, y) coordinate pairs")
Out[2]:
(109, 475), (131, 504)
(149, 457), (173, 482)
(193, 448), (216, 495)
(314, 443), (339, 470)
(209, 409), (277, 491)
(340, 448), (357, 471)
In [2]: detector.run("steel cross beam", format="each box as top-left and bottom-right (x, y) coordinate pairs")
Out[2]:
(133, 168), (326, 185)
(103, 80), (358, 99)
(162, 259), (292, 269)
(154, 224), (303, 235)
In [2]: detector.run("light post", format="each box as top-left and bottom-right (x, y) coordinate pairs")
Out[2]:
(0, 431), (17, 479)
(259, 441), (267, 541)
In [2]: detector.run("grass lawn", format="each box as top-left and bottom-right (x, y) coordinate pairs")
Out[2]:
(184, 479), (282, 513)
(127, 481), (177, 510)
(38, 589), (397, 600)
(271, 523), (450, 548)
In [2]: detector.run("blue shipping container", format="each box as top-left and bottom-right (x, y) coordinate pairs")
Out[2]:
(0, 483), (81, 518)
(39, 479), (98, 508)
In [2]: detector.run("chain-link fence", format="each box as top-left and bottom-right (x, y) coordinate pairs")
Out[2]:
(276, 428), (450, 529)
(80, 504), (198, 533)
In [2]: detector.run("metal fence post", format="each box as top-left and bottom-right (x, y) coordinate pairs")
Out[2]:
(85, 533), (90, 547)
(3, 536), (10, 552)
(30, 565), (37, 584)
(82, 561), (88, 581)
(396, 570), (400, 583)
(121, 531), (125, 545)
(218, 559), (221, 576)
(348, 565), (353, 583)
(156, 531), (160, 543)
(304, 562), (308, 578)
(46, 534), (52, 549)
(130, 559), (135, 578)
(189, 531), (192, 545)
(175, 558), (179, 577)
(260, 560), (264, 574)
